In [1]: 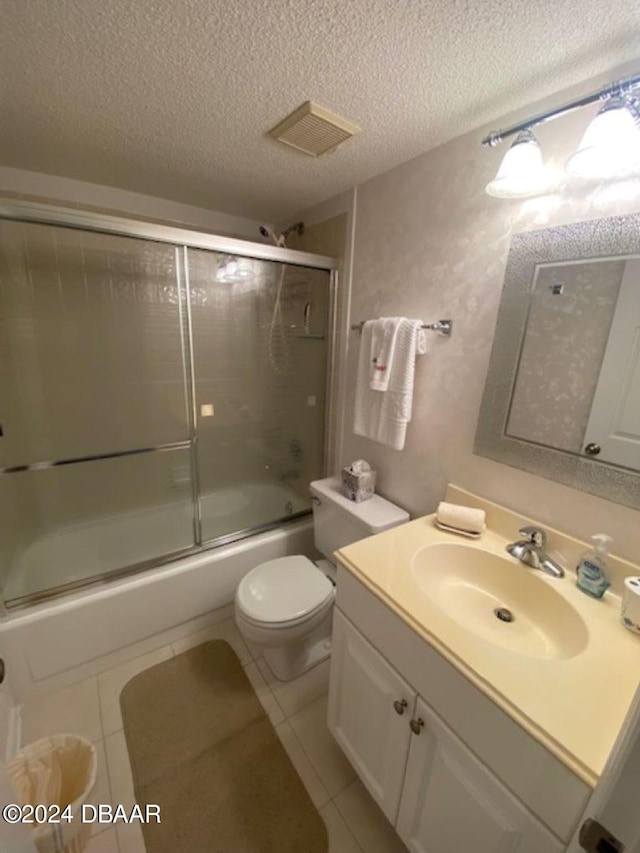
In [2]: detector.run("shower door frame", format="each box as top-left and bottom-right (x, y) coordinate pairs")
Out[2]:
(0, 199), (338, 609)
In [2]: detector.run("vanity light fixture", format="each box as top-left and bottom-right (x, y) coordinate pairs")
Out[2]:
(566, 95), (640, 178)
(485, 130), (550, 198)
(483, 71), (640, 196)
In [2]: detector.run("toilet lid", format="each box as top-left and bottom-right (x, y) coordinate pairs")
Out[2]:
(237, 555), (334, 624)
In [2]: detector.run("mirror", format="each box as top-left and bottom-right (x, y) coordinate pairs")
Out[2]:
(475, 212), (640, 510)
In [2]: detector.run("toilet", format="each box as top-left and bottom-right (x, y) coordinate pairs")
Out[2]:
(235, 476), (408, 681)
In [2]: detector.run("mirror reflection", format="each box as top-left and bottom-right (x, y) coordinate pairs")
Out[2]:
(506, 257), (640, 472)
(475, 211), (640, 510)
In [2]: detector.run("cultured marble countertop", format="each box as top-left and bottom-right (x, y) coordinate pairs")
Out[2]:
(335, 514), (640, 787)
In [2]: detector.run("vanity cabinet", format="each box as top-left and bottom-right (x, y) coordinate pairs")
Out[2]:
(329, 609), (565, 853)
(328, 605), (417, 822)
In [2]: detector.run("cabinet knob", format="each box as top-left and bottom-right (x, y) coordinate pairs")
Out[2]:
(393, 699), (408, 715)
(410, 717), (424, 735)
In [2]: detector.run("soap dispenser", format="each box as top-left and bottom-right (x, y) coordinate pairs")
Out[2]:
(576, 534), (612, 599)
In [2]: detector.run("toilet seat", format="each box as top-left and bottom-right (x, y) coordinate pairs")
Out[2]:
(236, 555), (334, 626)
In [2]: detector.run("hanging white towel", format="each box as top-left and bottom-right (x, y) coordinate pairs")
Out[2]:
(370, 318), (403, 391)
(354, 318), (427, 450)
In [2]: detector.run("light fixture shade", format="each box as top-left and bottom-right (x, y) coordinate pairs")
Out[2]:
(216, 256), (253, 283)
(566, 97), (640, 179)
(485, 131), (549, 198)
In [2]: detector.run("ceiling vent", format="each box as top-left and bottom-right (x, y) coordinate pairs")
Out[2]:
(268, 101), (361, 157)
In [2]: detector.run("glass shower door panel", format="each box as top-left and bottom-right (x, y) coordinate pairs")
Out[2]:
(0, 448), (195, 605)
(0, 220), (195, 602)
(188, 249), (330, 541)
(0, 220), (189, 466)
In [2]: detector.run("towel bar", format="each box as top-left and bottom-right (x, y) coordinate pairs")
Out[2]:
(350, 319), (453, 337)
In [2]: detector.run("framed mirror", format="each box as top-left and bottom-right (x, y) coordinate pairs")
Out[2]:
(475, 212), (640, 510)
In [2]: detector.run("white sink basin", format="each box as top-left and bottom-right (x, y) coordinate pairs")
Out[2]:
(411, 543), (589, 660)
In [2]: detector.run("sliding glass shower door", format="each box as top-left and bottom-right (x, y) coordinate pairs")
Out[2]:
(188, 250), (329, 541)
(0, 220), (196, 604)
(0, 215), (332, 607)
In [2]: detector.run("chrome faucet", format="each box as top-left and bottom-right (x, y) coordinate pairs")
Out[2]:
(506, 526), (565, 578)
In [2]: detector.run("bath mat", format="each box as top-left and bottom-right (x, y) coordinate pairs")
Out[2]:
(120, 640), (328, 853)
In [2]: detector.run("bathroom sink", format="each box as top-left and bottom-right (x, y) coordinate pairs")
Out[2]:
(411, 543), (588, 660)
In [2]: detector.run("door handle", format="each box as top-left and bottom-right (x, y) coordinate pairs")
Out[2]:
(393, 699), (408, 715)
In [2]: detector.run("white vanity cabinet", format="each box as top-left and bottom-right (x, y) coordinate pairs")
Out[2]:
(328, 609), (565, 853)
(328, 606), (417, 823)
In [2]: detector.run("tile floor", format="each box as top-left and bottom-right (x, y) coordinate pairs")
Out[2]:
(19, 615), (407, 853)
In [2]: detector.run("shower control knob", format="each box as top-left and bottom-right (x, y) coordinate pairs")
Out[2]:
(393, 699), (408, 715)
(584, 442), (601, 456)
(410, 717), (425, 735)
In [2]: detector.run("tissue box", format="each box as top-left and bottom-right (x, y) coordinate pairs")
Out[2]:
(342, 466), (377, 502)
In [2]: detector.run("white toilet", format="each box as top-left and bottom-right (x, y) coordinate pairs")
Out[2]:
(235, 476), (408, 681)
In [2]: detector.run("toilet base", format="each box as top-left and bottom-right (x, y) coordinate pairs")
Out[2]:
(264, 626), (332, 682)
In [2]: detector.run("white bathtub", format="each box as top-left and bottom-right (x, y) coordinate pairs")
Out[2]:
(0, 500), (314, 703)
(5, 481), (310, 603)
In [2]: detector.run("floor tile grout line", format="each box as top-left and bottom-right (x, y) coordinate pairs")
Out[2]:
(320, 800), (365, 853)
(242, 659), (287, 723)
(326, 775), (356, 803)
(95, 674), (108, 743)
(278, 718), (331, 807)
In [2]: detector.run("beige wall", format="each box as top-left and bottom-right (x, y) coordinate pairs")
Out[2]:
(0, 166), (265, 240)
(333, 74), (640, 564)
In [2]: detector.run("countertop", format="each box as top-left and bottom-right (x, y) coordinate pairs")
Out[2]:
(335, 512), (640, 787)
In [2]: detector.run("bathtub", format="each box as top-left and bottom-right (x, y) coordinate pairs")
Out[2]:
(0, 487), (315, 702)
(5, 481), (310, 603)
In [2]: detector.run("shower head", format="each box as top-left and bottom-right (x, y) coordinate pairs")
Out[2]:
(259, 222), (304, 247)
(282, 221), (305, 239)
(259, 225), (286, 247)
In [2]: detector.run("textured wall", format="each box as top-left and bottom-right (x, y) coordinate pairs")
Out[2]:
(507, 260), (624, 452)
(339, 105), (640, 562)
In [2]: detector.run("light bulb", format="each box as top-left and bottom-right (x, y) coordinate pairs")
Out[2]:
(566, 96), (640, 179)
(486, 130), (550, 198)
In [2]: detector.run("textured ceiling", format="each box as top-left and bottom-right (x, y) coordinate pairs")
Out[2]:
(2, 0), (640, 220)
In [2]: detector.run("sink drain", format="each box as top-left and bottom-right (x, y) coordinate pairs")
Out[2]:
(494, 607), (515, 623)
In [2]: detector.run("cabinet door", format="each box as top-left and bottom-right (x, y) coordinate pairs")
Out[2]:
(397, 699), (564, 853)
(328, 609), (416, 823)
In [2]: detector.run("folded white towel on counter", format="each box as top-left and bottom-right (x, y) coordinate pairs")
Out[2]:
(370, 318), (402, 391)
(436, 501), (486, 535)
(354, 318), (427, 451)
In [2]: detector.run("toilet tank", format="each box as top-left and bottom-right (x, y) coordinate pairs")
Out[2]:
(310, 477), (409, 561)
